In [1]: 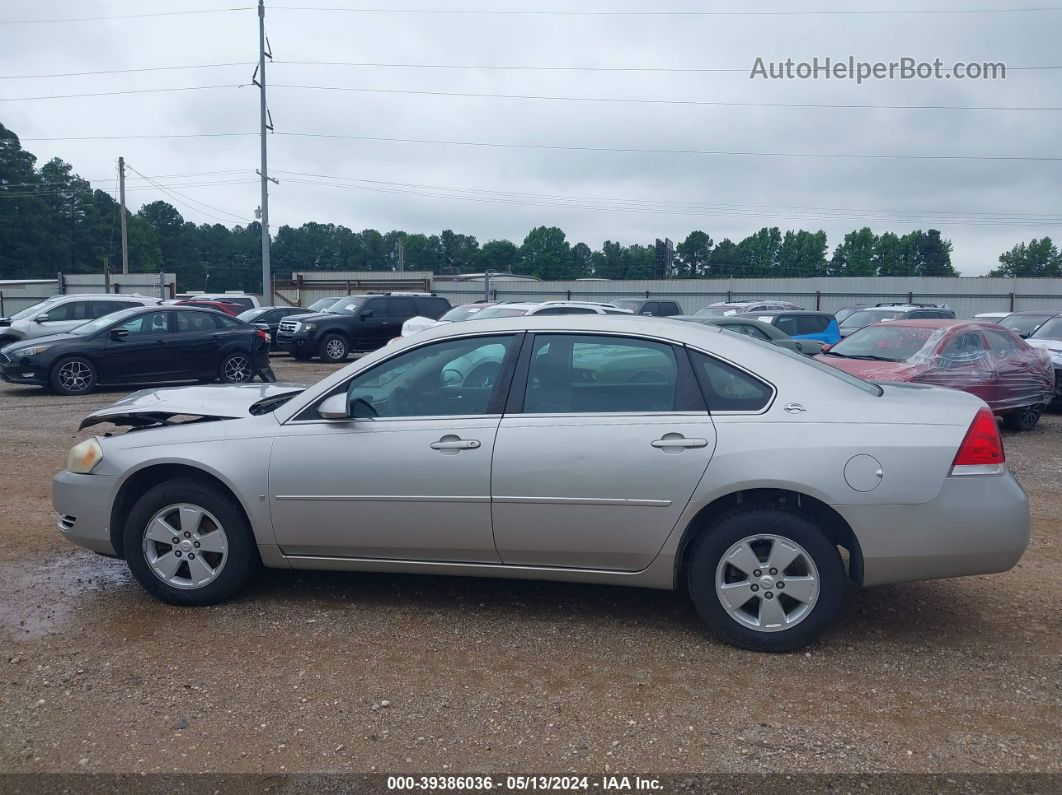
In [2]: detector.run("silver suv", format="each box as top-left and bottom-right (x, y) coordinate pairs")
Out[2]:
(0, 294), (162, 347)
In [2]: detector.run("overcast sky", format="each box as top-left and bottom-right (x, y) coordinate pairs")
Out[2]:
(2, 0), (1060, 274)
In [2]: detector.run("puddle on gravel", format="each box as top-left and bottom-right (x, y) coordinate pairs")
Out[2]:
(0, 553), (134, 641)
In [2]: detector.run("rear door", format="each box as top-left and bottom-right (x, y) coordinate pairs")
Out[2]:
(171, 310), (224, 376)
(983, 328), (1039, 410)
(490, 333), (716, 571)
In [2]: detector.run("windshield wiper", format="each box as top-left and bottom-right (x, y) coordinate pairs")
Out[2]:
(843, 354), (900, 362)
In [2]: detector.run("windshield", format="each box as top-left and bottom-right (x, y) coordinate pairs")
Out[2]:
(833, 306), (864, 324)
(610, 299), (642, 311)
(839, 309), (904, 329)
(8, 297), (61, 321)
(237, 308), (268, 321)
(827, 325), (936, 362)
(69, 307), (143, 336)
(308, 297), (342, 312)
(440, 305), (489, 322)
(1029, 316), (1062, 341)
(767, 341), (883, 395)
(470, 306), (529, 319)
(999, 314), (1051, 337)
(328, 298), (367, 315)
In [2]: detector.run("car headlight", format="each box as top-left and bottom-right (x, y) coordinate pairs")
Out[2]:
(302, 323), (316, 332)
(17, 344), (51, 358)
(66, 438), (103, 474)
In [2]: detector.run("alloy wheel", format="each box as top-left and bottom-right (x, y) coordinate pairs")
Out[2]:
(325, 339), (345, 360)
(715, 534), (820, 632)
(142, 503), (229, 590)
(57, 360), (93, 393)
(224, 356), (251, 382)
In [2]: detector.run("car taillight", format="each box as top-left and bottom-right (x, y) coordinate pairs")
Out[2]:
(950, 407), (1005, 476)
(255, 329), (269, 342)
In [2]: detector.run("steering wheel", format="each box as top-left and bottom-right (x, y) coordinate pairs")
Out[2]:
(464, 361), (501, 389)
(389, 386), (417, 416)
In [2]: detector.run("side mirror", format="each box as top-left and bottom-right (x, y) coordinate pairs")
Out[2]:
(109, 328), (129, 340)
(34, 314), (49, 324)
(359, 309), (374, 320)
(318, 393), (350, 420)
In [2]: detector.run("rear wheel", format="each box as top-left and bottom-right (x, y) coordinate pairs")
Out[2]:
(49, 357), (98, 396)
(687, 504), (845, 652)
(123, 479), (258, 606)
(218, 352), (253, 383)
(318, 333), (349, 363)
(1003, 403), (1042, 432)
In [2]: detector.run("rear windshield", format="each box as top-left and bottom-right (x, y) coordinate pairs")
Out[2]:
(999, 314), (1052, 337)
(440, 305), (489, 322)
(828, 325), (937, 362)
(1030, 316), (1062, 341)
(839, 309), (904, 329)
(237, 308), (269, 321)
(470, 306), (529, 319)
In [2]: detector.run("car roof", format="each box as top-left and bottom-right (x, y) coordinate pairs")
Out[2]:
(1007, 309), (1060, 316)
(748, 310), (831, 317)
(866, 319), (989, 330)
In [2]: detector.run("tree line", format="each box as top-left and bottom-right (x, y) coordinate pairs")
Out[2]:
(7, 122), (1059, 293)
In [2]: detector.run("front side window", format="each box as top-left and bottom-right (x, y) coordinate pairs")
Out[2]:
(983, 329), (1022, 356)
(523, 335), (678, 414)
(689, 351), (774, 413)
(343, 335), (514, 418)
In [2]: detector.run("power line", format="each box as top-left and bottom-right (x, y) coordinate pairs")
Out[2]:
(0, 7), (253, 24)
(270, 5), (1062, 16)
(268, 83), (1062, 112)
(274, 131), (1062, 162)
(0, 84), (245, 102)
(119, 164), (253, 223)
(0, 179), (260, 199)
(4, 59), (1058, 79)
(5, 129), (1059, 161)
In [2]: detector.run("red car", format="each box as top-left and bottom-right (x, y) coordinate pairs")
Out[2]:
(174, 299), (242, 317)
(817, 319), (1054, 431)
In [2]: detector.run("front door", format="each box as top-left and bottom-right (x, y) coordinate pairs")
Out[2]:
(269, 333), (518, 561)
(490, 333), (717, 572)
(98, 309), (174, 383)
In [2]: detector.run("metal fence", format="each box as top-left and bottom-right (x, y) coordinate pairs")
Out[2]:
(0, 272), (175, 318)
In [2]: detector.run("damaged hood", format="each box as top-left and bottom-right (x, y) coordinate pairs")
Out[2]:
(79, 383), (308, 430)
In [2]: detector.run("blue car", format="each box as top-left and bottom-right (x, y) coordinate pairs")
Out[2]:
(747, 310), (841, 345)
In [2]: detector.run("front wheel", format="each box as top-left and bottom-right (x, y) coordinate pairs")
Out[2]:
(1003, 404), (1042, 432)
(687, 505), (845, 652)
(50, 357), (98, 396)
(318, 334), (349, 363)
(123, 479), (259, 605)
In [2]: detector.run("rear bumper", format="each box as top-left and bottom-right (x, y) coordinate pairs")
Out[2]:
(52, 470), (120, 556)
(837, 470), (1030, 586)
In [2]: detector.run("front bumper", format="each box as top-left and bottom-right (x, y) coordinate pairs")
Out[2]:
(0, 355), (47, 386)
(275, 333), (314, 353)
(837, 470), (1030, 586)
(52, 470), (121, 556)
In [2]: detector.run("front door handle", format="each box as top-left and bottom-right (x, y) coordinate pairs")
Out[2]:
(430, 436), (481, 453)
(651, 435), (708, 450)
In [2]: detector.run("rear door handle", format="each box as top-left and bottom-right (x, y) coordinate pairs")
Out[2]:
(651, 436), (708, 449)
(430, 437), (481, 451)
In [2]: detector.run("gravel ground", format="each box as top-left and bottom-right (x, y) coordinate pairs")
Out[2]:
(0, 355), (1059, 775)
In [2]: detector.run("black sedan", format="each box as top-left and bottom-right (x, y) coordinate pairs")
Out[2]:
(0, 306), (272, 395)
(237, 306), (313, 351)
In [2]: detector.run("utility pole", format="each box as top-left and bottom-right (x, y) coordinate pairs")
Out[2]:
(397, 237), (405, 272)
(118, 156), (129, 274)
(256, 0), (273, 304)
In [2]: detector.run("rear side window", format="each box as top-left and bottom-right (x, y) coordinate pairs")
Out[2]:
(795, 315), (829, 334)
(689, 351), (774, 413)
(387, 297), (416, 318)
(176, 311), (218, 333)
(983, 329), (1021, 356)
(523, 334), (678, 414)
(640, 302), (659, 315)
(658, 302), (681, 316)
(415, 297), (449, 318)
(772, 315), (799, 336)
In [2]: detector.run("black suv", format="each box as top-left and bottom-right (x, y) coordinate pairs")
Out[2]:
(608, 298), (683, 316)
(276, 293), (451, 362)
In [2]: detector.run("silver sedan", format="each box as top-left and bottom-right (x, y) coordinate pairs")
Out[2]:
(53, 315), (1029, 651)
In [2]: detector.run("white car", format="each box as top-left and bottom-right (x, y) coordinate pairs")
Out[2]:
(399, 301), (632, 341)
(0, 294), (162, 348)
(400, 303), (497, 339)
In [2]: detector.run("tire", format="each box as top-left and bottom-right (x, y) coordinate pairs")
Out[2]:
(318, 333), (349, 363)
(687, 504), (845, 652)
(49, 356), (98, 396)
(1003, 404), (1042, 432)
(218, 352), (253, 383)
(123, 478), (259, 606)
